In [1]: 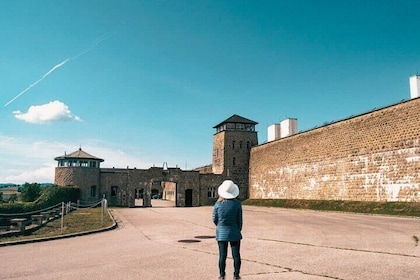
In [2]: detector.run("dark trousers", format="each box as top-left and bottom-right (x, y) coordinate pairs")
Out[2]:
(217, 241), (241, 277)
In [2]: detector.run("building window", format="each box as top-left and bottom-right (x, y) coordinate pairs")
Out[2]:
(236, 123), (245, 131)
(232, 141), (235, 149)
(233, 157), (236, 166)
(208, 187), (216, 198)
(247, 141), (250, 149)
(226, 123), (235, 130)
(111, 186), (118, 197)
(245, 124), (254, 131)
(90, 186), (96, 197)
(239, 141), (243, 148)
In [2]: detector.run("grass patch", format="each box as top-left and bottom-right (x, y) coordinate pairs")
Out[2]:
(243, 199), (420, 217)
(0, 207), (115, 244)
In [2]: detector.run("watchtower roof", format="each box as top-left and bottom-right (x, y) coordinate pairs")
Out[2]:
(213, 114), (258, 128)
(54, 148), (104, 162)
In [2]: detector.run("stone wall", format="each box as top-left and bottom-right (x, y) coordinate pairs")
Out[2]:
(249, 98), (420, 202)
(55, 164), (228, 207)
(199, 173), (225, 205)
(98, 167), (202, 207)
(55, 167), (101, 202)
(212, 132), (226, 175)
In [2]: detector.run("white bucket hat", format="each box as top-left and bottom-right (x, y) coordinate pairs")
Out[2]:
(218, 180), (239, 199)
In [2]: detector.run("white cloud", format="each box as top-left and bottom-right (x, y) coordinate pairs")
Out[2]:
(0, 134), (152, 184)
(0, 137), (67, 183)
(13, 100), (82, 124)
(4, 166), (55, 184)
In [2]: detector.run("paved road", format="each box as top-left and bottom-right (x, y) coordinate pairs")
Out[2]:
(1, 200), (419, 279)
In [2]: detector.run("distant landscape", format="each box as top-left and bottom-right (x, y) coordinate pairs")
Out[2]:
(0, 183), (54, 188)
(0, 183), (54, 201)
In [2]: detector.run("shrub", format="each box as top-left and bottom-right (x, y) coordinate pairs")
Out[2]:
(19, 183), (41, 202)
(0, 185), (79, 214)
(34, 185), (80, 208)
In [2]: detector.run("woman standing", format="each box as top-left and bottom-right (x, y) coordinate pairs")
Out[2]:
(212, 180), (243, 280)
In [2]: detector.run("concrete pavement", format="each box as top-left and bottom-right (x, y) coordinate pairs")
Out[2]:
(1, 199), (419, 279)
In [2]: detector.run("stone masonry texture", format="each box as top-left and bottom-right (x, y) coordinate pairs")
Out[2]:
(212, 130), (258, 201)
(249, 98), (420, 202)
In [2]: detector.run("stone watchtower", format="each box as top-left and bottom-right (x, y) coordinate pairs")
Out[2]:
(54, 148), (104, 202)
(212, 114), (258, 200)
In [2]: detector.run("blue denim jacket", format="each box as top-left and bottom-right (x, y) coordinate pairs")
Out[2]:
(213, 199), (243, 241)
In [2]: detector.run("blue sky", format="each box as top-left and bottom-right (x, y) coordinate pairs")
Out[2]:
(1, 0), (419, 184)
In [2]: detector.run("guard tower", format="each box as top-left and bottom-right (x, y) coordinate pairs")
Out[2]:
(212, 114), (258, 200)
(54, 148), (104, 202)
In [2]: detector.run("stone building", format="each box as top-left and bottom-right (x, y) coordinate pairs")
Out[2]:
(211, 114), (258, 200)
(54, 115), (259, 207)
(55, 76), (420, 205)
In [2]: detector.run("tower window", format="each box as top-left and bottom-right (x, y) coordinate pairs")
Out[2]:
(232, 141), (235, 149)
(91, 186), (96, 197)
(245, 124), (255, 131)
(111, 186), (118, 197)
(226, 123), (235, 130)
(236, 123), (245, 131)
(233, 157), (236, 166)
(240, 141), (243, 148)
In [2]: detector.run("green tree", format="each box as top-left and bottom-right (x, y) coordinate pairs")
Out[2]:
(7, 193), (18, 203)
(20, 183), (41, 202)
(0, 191), (3, 202)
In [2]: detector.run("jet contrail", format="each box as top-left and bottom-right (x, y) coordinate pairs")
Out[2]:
(4, 59), (70, 107)
(70, 33), (109, 61)
(4, 33), (109, 107)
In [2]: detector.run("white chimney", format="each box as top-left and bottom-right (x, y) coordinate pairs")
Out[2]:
(409, 75), (420, 99)
(267, 123), (281, 142)
(280, 118), (298, 138)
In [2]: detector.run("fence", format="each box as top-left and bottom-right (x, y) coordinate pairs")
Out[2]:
(0, 199), (108, 236)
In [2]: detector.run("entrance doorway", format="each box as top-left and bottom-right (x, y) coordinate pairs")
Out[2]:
(185, 189), (193, 207)
(135, 188), (144, 199)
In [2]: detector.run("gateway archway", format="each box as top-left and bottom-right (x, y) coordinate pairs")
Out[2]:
(134, 180), (177, 207)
